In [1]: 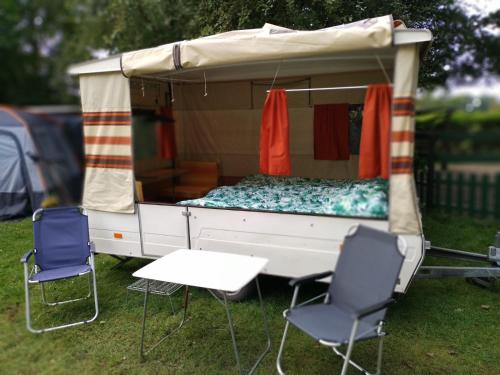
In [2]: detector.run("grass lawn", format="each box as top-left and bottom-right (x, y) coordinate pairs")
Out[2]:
(1, 213), (499, 374)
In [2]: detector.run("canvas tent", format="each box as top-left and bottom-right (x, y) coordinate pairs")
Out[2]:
(26, 105), (85, 169)
(69, 15), (431, 235)
(0, 107), (81, 219)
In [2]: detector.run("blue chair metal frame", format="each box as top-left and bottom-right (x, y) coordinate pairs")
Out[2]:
(20, 206), (99, 333)
(276, 225), (407, 375)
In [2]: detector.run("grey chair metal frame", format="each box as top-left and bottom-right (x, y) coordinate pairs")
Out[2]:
(276, 225), (406, 375)
(20, 208), (99, 333)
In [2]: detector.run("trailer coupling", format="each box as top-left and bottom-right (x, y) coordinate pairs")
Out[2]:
(416, 232), (500, 287)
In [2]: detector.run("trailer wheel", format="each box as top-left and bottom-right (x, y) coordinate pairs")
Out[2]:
(213, 280), (256, 301)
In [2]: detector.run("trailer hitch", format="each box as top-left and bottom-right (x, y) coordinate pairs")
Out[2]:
(489, 232), (500, 266)
(416, 232), (500, 288)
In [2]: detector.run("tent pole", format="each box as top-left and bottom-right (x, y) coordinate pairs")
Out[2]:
(266, 85), (392, 93)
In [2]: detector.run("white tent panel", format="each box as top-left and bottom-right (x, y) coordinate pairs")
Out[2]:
(80, 72), (135, 213)
(172, 70), (384, 179)
(389, 44), (422, 234)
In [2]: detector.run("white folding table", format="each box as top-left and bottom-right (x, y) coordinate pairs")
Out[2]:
(133, 249), (271, 374)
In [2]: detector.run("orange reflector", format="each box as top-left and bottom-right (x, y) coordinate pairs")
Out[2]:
(114, 232), (123, 239)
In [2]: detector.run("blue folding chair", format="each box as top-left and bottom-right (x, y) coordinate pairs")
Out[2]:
(20, 206), (99, 333)
(276, 225), (406, 375)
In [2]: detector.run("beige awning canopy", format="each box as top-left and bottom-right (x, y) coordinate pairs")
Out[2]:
(121, 15), (395, 78)
(68, 15), (431, 82)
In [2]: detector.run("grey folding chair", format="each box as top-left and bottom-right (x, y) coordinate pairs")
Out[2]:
(20, 206), (99, 333)
(276, 225), (406, 375)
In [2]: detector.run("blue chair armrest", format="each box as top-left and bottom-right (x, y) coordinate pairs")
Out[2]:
(354, 298), (396, 319)
(20, 250), (33, 264)
(289, 271), (334, 288)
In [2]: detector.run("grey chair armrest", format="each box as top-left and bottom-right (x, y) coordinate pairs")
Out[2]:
(354, 298), (395, 319)
(89, 241), (96, 253)
(289, 271), (334, 288)
(20, 250), (33, 264)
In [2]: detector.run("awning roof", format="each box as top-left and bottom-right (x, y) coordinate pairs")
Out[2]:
(68, 15), (432, 81)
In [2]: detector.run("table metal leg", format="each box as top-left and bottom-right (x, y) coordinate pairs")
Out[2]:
(220, 277), (271, 375)
(139, 284), (190, 360)
(223, 292), (243, 375)
(251, 277), (272, 373)
(139, 280), (150, 361)
(183, 286), (190, 315)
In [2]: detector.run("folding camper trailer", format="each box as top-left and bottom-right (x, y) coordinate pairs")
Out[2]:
(68, 15), (432, 294)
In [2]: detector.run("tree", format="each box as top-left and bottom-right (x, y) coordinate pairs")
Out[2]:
(0, 0), (498, 105)
(0, 0), (81, 104)
(55, 0), (500, 90)
(190, 0), (500, 88)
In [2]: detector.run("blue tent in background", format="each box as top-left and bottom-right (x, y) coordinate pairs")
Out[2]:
(0, 106), (82, 220)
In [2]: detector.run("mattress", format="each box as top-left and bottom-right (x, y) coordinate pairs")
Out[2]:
(177, 174), (388, 218)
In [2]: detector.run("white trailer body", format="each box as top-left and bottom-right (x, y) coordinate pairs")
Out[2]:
(87, 205), (423, 293)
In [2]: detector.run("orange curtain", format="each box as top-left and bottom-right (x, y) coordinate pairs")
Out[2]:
(259, 89), (291, 176)
(313, 103), (350, 160)
(358, 84), (392, 179)
(156, 107), (176, 159)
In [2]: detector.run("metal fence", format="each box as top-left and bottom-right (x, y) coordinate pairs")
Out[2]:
(415, 170), (500, 219)
(415, 129), (500, 219)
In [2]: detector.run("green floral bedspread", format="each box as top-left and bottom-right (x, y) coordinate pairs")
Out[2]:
(177, 174), (388, 218)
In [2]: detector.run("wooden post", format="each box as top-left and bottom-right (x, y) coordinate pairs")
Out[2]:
(445, 172), (453, 214)
(435, 171), (442, 210)
(480, 175), (489, 218)
(495, 174), (500, 220)
(426, 134), (436, 208)
(468, 174), (477, 217)
(415, 170), (421, 206)
(457, 173), (464, 215)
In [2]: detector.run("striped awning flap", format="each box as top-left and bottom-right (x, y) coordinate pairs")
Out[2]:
(80, 72), (134, 213)
(389, 44), (422, 234)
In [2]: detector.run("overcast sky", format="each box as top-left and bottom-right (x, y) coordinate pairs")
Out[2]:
(460, 0), (500, 16)
(447, 0), (500, 98)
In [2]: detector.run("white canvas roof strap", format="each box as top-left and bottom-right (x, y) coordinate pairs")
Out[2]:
(170, 80), (175, 102)
(375, 54), (392, 84)
(266, 53), (393, 93)
(203, 72), (208, 97)
(268, 61), (282, 92)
